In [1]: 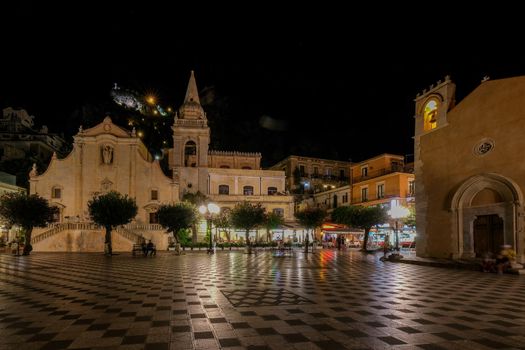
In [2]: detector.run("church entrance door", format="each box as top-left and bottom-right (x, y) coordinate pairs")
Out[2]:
(473, 214), (503, 257)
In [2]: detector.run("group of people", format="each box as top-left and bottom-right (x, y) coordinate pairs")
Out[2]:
(481, 245), (514, 274)
(140, 240), (156, 256)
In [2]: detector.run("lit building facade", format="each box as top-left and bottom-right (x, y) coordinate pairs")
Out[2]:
(269, 155), (351, 194)
(0, 107), (67, 163)
(28, 71), (293, 252)
(414, 75), (525, 266)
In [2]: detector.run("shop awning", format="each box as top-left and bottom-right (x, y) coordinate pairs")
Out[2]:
(322, 222), (364, 234)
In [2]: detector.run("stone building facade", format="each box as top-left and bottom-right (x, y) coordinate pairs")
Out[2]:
(0, 107), (67, 163)
(414, 75), (525, 266)
(28, 71), (293, 251)
(169, 71), (294, 228)
(29, 117), (177, 252)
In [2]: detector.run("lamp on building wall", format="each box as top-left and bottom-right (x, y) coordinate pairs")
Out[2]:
(387, 203), (410, 257)
(199, 202), (220, 254)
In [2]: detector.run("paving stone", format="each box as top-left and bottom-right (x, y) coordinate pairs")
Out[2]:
(0, 250), (523, 350)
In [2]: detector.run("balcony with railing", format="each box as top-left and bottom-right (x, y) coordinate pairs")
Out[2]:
(353, 165), (412, 183)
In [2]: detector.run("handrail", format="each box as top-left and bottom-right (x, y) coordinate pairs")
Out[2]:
(32, 223), (103, 244)
(31, 222), (165, 244)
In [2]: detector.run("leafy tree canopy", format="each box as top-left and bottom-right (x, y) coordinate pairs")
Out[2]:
(212, 211), (231, 230)
(181, 191), (208, 206)
(295, 207), (326, 230)
(263, 211), (284, 230)
(87, 191), (138, 228)
(332, 205), (388, 230)
(157, 202), (197, 237)
(230, 202), (265, 231)
(0, 191), (57, 229)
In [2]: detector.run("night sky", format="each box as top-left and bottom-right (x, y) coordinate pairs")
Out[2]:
(2, 3), (525, 167)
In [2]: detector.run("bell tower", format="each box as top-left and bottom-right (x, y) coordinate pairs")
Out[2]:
(170, 71), (210, 194)
(414, 75), (456, 138)
(413, 76), (456, 256)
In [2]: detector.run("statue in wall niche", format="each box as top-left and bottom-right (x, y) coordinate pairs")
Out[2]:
(29, 163), (38, 177)
(102, 145), (113, 165)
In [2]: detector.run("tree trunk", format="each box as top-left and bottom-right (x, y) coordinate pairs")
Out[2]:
(245, 229), (251, 254)
(192, 224), (197, 244)
(266, 228), (271, 242)
(105, 225), (113, 256)
(304, 229), (309, 255)
(22, 226), (33, 256)
(361, 228), (370, 252)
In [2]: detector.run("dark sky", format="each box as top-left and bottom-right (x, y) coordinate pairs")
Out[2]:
(2, 2), (525, 166)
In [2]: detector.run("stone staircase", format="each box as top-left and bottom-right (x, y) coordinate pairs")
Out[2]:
(31, 222), (166, 246)
(32, 223), (100, 244)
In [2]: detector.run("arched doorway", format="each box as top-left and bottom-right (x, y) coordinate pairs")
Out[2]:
(450, 173), (524, 262)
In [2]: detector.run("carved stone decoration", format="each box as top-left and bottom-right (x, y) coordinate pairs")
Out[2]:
(473, 138), (495, 157)
(29, 163), (38, 178)
(101, 178), (113, 192)
(102, 144), (114, 165)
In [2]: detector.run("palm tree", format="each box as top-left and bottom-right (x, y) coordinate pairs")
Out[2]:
(0, 191), (58, 255)
(88, 191), (138, 256)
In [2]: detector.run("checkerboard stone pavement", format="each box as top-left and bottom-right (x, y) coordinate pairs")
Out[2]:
(0, 250), (524, 350)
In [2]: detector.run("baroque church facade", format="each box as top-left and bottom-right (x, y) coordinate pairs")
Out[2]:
(414, 75), (525, 267)
(28, 72), (293, 252)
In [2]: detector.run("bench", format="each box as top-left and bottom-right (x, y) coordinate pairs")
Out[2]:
(132, 244), (156, 256)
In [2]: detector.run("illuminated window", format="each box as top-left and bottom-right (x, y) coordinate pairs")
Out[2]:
(52, 187), (61, 199)
(267, 187), (277, 195)
(361, 166), (368, 177)
(424, 100), (438, 131)
(219, 185), (229, 195)
(243, 186), (254, 195)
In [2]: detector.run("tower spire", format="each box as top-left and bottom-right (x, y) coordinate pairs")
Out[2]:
(184, 70), (201, 105)
(178, 70), (205, 120)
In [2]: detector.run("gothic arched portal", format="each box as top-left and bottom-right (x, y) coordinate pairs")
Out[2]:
(450, 173), (524, 263)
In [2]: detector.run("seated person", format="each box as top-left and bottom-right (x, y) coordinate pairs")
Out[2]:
(495, 245), (513, 274)
(146, 240), (156, 256)
(481, 252), (495, 273)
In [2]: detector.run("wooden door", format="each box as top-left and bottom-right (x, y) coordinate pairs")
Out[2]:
(473, 214), (504, 257)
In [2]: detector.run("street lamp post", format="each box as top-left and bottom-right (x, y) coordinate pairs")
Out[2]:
(199, 203), (220, 254)
(387, 204), (410, 258)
